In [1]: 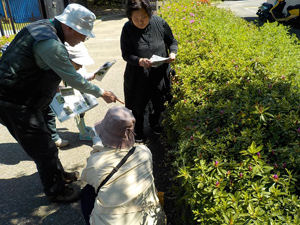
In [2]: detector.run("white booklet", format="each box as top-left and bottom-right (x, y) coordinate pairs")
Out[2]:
(94, 60), (116, 81)
(150, 54), (169, 68)
(50, 87), (98, 122)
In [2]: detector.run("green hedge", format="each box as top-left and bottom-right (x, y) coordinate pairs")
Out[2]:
(159, 1), (300, 224)
(0, 34), (15, 58)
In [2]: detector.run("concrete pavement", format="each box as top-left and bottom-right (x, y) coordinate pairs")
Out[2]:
(218, 0), (264, 19)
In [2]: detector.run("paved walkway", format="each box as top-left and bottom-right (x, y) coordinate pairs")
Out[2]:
(218, 0), (264, 19)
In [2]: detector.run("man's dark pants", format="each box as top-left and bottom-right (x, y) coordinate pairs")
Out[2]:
(42, 106), (61, 142)
(0, 105), (65, 196)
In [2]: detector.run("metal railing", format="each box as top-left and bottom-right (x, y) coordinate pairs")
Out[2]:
(0, 0), (44, 37)
(0, 0), (164, 37)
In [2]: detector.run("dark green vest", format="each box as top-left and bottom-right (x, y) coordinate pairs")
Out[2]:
(0, 19), (63, 110)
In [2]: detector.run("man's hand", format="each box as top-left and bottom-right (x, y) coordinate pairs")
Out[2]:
(101, 90), (124, 104)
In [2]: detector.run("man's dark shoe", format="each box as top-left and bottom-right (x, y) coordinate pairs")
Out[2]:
(63, 171), (79, 184)
(48, 185), (81, 203)
(151, 125), (163, 135)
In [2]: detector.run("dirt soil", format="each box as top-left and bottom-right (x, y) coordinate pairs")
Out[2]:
(86, 2), (179, 225)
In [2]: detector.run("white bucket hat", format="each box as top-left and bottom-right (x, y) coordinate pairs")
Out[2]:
(55, 3), (96, 38)
(65, 42), (94, 65)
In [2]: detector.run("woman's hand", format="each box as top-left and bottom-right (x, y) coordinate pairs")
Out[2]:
(139, 58), (152, 68)
(166, 52), (176, 63)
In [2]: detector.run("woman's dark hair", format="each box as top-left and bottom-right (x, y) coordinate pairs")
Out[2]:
(126, 0), (152, 21)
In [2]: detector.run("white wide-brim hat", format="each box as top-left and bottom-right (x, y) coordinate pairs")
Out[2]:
(55, 3), (96, 38)
(65, 42), (94, 66)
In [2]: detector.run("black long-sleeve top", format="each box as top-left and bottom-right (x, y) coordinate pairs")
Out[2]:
(120, 15), (178, 114)
(121, 15), (178, 66)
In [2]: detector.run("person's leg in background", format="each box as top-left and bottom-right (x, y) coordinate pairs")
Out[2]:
(42, 106), (69, 148)
(75, 113), (94, 141)
(124, 73), (148, 143)
(132, 111), (145, 143)
(149, 88), (165, 135)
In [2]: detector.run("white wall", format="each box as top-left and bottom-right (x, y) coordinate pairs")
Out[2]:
(267, 0), (300, 14)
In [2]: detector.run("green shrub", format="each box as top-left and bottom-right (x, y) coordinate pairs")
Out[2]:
(0, 34), (15, 58)
(159, 0), (300, 224)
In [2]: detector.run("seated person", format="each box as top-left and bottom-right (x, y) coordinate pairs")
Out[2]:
(80, 105), (166, 225)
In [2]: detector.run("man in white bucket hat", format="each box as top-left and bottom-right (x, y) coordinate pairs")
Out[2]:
(55, 3), (96, 41)
(0, 3), (123, 203)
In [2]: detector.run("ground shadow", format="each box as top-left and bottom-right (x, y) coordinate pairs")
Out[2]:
(243, 16), (300, 39)
(100, 14), (127, 21)
(0, 143), (31, 165)
(87, 0), (126, 21)
(0, 173), (85, 225)
(0, 133), (89, 224)
(51, 129), (93, 151)
(0, 130), (92, 156)
(142, 109), (177, 225)
(243, 16), (265, 26)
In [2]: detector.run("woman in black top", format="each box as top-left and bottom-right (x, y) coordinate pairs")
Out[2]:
(120, 0), (178, 142)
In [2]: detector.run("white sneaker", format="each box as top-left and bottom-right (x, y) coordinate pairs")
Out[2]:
(55, 138), (69, 148)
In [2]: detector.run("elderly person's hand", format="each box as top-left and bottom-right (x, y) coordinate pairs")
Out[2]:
(139, 58), (152, 68)
(101, 90), (124, 104)
(166, 52), (176, 63)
